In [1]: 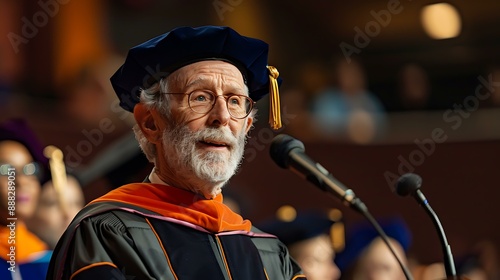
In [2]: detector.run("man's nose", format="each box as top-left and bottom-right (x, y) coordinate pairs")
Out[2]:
(207, 96), (231, 126)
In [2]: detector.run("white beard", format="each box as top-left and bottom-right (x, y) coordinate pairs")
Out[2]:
(162, 123), (247, 190)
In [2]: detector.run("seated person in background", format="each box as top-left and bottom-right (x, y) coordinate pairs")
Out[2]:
(310, 58), (386, 143)
(279, 59), (330, 141)
(259, 210), (342, 280)
(335, 217), (411, 280)
(27, 173), (85, 249)
(412, 262), (446, 280)
(457, 254), (488, 280)
(397, 63), (431, 111)
(455, 239), (500, 280)
(0, 119), (52, 279)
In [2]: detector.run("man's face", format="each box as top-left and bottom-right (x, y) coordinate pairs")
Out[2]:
(0, 141), (41, 222)
(152, 61), (253, 197)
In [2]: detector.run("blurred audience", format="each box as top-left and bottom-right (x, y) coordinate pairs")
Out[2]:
(281, 57), (386, 143)
(27, 174), (85, 249)
(61, 54), (134, 129)
(309, 58), (386, 143)
(491, 68), (500, 107)
(456, 240), (500, 280)
(412, 262), (446, 280)
(335, 217), (411, 280)
(259, 210), (342, 280)
(279, 59), (329, 141)
(0, 119), (52, 279)
(458, 254), (488, 280)
(484, 66), (500, 108)
(397, 63), (431, 110)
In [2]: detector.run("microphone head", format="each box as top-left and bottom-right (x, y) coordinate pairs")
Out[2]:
(269, 134), (305, 169)
(394, 173), (422, 197)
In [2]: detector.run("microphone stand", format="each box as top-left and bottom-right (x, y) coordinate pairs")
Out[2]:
(295, 164), (414, 279)
(414, 190), (457, 279)
(346, 198), (414, 280)
(269, 135), (414, 280)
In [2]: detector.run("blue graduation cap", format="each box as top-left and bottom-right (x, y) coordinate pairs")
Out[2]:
(258, 211), (336, 247)
(334, 216), (412, 272)
(110, 25), (282, 129)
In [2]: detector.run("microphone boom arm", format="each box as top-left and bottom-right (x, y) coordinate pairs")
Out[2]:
(415, 190), (457, 279)
(289, 152), (360, 209)
(270, 134), (414, 280)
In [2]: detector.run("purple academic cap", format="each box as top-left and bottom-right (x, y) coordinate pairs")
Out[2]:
(0, 119), (49, 181)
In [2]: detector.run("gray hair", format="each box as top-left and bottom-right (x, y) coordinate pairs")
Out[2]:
(140, 78), (171, 116)
(133, 78), (171, 164)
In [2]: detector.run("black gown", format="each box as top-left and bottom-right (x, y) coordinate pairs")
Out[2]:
(47, 183), (306, 280)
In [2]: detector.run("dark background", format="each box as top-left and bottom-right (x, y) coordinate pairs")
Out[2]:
(1, 0), (499, 265)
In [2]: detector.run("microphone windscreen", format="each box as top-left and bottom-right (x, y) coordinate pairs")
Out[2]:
(269, 134), (305, 169)
(395, 173), (422, 197)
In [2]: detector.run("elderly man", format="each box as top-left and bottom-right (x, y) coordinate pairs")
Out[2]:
(47, 26), (305, 280)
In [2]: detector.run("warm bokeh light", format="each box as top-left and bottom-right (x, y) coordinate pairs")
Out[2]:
(328, 208), (342, 222)
(330, 222), (345, 252)
(421, 3), (462, 39)
(328, 208), (345, 252)
(276, 205), (297, 222)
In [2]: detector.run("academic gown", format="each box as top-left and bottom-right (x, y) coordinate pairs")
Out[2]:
(46, 183), (306, 280)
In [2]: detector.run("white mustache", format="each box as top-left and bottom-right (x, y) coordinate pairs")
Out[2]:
(195, 127), (238, 148)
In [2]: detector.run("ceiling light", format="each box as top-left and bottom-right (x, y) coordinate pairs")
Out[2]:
(421, 3), (462, 39)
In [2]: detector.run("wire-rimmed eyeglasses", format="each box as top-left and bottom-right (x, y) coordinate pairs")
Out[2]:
(165, 90), (255, 119)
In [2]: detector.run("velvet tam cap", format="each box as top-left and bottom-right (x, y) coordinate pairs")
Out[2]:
(110, 26), (282, 128)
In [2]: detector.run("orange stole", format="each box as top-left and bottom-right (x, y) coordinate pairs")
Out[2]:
(91, 183), (252, 233)
(0, 222), (48, 263)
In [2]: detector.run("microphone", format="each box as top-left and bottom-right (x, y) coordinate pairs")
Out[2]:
(270, 134), (366, 213)
(270, 134), (414, 280)
(395, 173), (457, 279)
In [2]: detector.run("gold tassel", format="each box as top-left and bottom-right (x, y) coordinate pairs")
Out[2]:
(43, 145), (69, 216)
(267, 66), (282, 130)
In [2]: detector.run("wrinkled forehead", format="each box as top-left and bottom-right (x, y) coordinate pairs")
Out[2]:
(168, 60), (246, 89)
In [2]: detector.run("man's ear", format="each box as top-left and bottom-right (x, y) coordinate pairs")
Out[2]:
(134, 103), (162, 144)
(245, 116), (254, 134)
